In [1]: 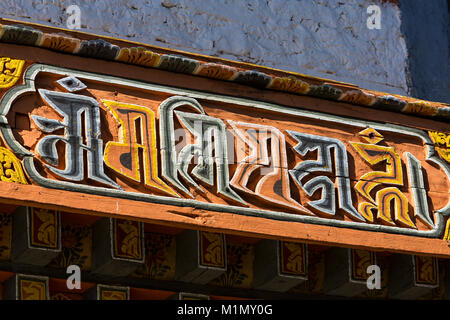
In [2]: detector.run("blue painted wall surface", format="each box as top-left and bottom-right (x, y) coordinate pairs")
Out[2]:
(399, 0), (449, 103)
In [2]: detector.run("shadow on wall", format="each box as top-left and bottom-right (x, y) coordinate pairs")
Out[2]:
(398, 0), (449, 103)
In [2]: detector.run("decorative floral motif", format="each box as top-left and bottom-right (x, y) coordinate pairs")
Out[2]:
(307, 83), (343, 101)
(39, 33), (81, 53)
(268, 76), (309, 94)
(0, 57), (25, 89)
(48, 224), (91, 270)
(200, 231), (225, 268)
(372, 95), (407, 112)
(0, 24), (41, 46)
(77, 39), (120, 61)
(233, 70), (272, 88)
(132, 233), (175, 280)
(209, 242), (253, 288)
(428, 131), (450, 164)
(0, 146), (28, 184)
(195, 63), (237, 80)
(116, 47), (161, 67)
(403, 101), (438, 117)
(158, 55), (199, 74)
(339, 89), (376, 106)
(113, 219), (143, 260)
(30, 207), (59, 249)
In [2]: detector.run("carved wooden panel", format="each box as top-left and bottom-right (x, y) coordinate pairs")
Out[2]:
(0, 59), (448, 254)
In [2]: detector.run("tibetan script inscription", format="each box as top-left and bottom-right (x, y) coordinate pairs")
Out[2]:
(0, 64), (449, 239)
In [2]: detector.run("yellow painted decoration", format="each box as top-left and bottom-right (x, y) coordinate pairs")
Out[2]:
(102, 100), (178, 197)
(351, 249), (374, 281)
(428, 131), (450, 164)
(339, 90), (376, 106)
(0, 57), (25, 88)
(358, 202), (377, 223)
(39, 33), (81, 53)
(31, 208), (58, 248)
(428, 131), (450, 147)
(101, 290), (127, 300)
(20, 280), (47, 300)
(0, 146), (27, 184)
(268, 76), (309, 94)
(358, 127), (384, 144)
(403, 101), (438, 117)
(351, 130), (415, 229)
(415, 255), (437, 285)
(376, 187), (414, 228)
(116, 47), (161, 67)
(201, 231), (225, 268)
(350, 142), (404, 203)
(116, 219), (141, 259)
(281, 241), (306, 276)
(436, 147), (450, 164)
(195, 63), (237, 80)
(443, 219), (450, 241)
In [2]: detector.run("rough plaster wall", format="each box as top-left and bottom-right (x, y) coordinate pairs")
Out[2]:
(0, 0), (410, 95)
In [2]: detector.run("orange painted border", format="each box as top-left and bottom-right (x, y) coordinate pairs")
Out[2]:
(1, 182), (450, 258)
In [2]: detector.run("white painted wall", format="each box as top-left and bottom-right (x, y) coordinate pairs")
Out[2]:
(0, 0), (410, 95)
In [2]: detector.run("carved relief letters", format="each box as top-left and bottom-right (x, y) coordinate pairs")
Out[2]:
(0, 64), (448, 240)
